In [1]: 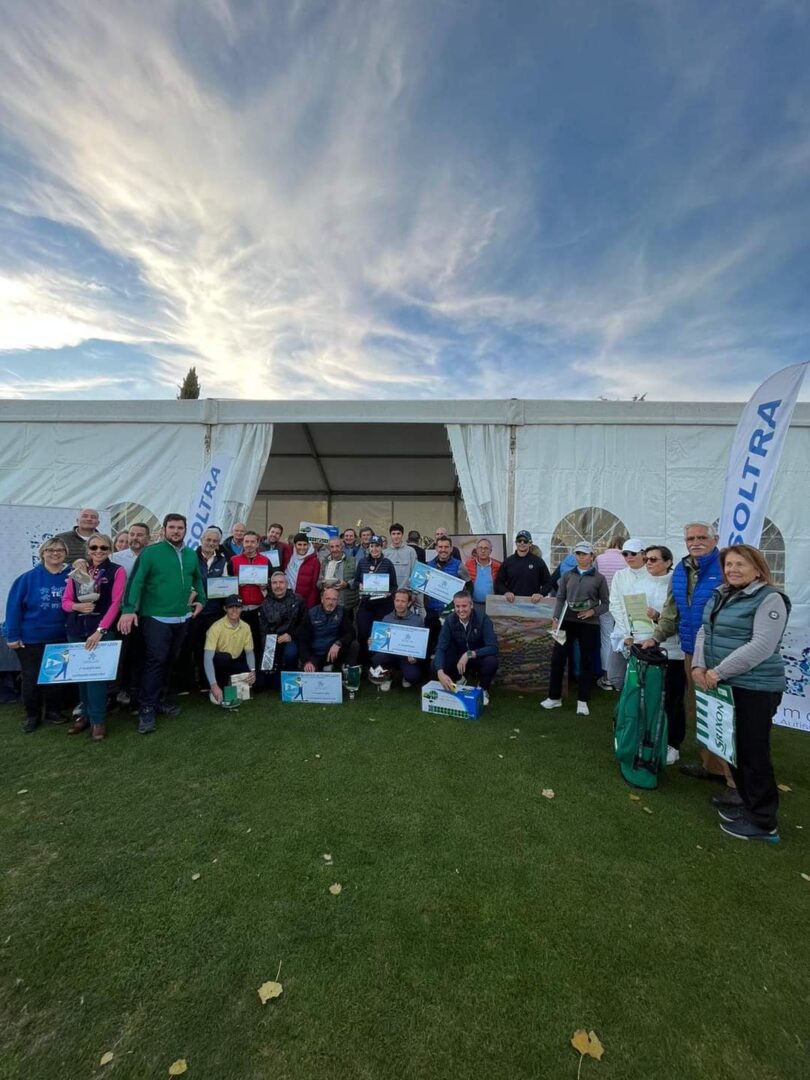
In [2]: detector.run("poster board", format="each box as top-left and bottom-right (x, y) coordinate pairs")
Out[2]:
(486, 594), (557, 691)
(777, 627), (810, 732)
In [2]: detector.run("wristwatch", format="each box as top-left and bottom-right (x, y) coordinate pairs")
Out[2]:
(466, 650), (474, 660)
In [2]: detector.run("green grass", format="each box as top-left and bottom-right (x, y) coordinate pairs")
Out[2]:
(1, 687), (809, 1080)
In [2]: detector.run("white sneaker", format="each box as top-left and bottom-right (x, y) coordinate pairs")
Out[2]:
(401, 679), (412, 688)
(666, 745), (680, 765)
(482, 690), (490, 706)
(380, 679), (392, 692)
(576, 701), (590, 716)
(540, 698), (562, 710)
(596, 676), (614, 691)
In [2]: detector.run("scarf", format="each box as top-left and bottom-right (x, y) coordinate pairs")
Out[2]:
(286, 543), (315, 591)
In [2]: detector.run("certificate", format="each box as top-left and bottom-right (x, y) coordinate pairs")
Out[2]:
(207, 575), (238, 599)
(370, 621), (429, 659)
(623, 593), (655, 637)
(238, 563), (268, 586)
(261, 634), (278, 672)
(265, 549), (281, 568)
(280, 671), (342, 704)
(38, 641), (122, 684)
(361, 573), (390, 594)
(409, 562), (461, 606)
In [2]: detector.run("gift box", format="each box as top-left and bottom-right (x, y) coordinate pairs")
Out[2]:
(421, 680), (483, 721)
(230, 673), (252, 701)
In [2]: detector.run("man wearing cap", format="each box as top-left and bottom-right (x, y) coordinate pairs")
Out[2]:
(495, 531), (551, 602)
(203, 595), (257, 705)
(541, 542), (609, 716)
(354, 536), (397, 661)
(606, 538), (651, 690)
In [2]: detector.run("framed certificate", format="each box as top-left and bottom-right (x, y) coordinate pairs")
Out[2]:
(369, 621), (429, 659)
(207, 575), (238, 599)
(280, 671), (342, 704)
(238, 563), (269, 586)
(361, 573), (390, 593)
(38, 641), (122, 684)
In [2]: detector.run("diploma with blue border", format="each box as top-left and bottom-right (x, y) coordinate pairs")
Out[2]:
(207, 575), (238, 599)
(409, 562), (461, 606)
(280, 671), (343, 704)
(38, 641), (122, 684)
(361, 573), (390, 594)
(238, 563), (268, 586)
(369, 621), (429, 659)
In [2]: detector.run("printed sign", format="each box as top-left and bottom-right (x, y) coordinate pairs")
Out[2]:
(206, 576), (238, 599)
(38, 640), (122, 684)
(777, 627), (810, 732)
(361, 572), (391, 594)
(280, 671), (342, 704)
(421, 680), (483, 721)
(409, 562), (462, 606)
(299, 522), (339, 542)
(696, 685), (737, 765)
(238, 563), (269, 587)
(369, 621), (429, 659)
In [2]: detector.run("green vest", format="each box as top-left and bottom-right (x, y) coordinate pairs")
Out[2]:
(702, 584), (788, 692)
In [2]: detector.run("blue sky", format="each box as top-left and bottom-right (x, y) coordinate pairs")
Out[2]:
(1, 0), (808, 401)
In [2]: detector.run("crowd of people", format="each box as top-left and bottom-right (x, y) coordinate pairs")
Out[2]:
(3, 508), (791, 842)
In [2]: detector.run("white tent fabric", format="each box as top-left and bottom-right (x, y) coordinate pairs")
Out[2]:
(446, 424), (510, 533)
(0, 420), (273, 536)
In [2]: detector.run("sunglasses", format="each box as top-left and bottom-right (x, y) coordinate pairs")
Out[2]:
(88, 545), (110, 551)
(622, 551), (641, 558)
(645, 556), (662, 563)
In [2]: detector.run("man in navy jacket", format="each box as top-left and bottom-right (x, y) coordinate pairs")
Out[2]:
(433, 591), (499, 705)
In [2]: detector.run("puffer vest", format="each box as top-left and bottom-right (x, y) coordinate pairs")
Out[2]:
(66, 559), (118, 638)
(309, 606), (344, 655)
(671, 549), (722, 654)
(702, 584), (790, 691)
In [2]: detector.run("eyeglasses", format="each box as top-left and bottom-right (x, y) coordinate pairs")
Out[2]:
(88, 545), (110, 551)
(645, 556), (662, 563)
(622, 551), (640, 558)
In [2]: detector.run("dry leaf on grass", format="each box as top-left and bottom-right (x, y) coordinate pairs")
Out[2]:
(628, 794), (641, 802)
(329, 883), (342, 895)
(99, 1051), (114, 1065)
(541, 789), (555, 799)
(168, 1060), (188, 1076)
(513, 728), (520, 733)
(191, 872), (201, 881)
(801, 873), (810, 882)
(571, 1029), (604, 1076)
(777, 784), (792, 792)
(642, 806), (653, 815)
(16, 789), (28, 795)
(258, 961), (284, 1005)
(322, 853), (333, 862)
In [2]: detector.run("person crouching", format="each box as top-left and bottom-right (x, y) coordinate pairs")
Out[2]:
(203, 595), (256, 705)
(299, 585), (359, 673)
(433, 591), (499, 706)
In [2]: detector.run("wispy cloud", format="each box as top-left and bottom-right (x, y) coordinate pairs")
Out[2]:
(0, 0), (808, 400)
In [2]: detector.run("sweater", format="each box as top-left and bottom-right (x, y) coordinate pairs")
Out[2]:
(608, 565), (653, 638)
(122, 540), (206, 618)
(553, 568), (609, 625)
(229, 552), (271, 608)
(5, 563), (70, 644)
(495, 553), (551, 597)
(384, 543), (418, 588)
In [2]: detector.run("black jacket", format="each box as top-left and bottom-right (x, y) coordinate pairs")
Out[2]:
(495, 552), (551, 596)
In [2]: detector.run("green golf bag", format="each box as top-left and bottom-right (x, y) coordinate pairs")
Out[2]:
(613, 644), (669, 789)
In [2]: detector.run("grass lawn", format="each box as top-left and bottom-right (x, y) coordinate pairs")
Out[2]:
(1, 686), (809, 1080)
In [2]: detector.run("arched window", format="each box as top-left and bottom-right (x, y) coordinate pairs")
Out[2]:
(109, 501), (161, 537)
(550, 507), (629, 568)
(711, 516), (786, 588)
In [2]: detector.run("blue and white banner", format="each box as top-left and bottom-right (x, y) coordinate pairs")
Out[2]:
(719, 362), (808, 547)
(185, 453), (233, 548)
(299, 522), (339, 542)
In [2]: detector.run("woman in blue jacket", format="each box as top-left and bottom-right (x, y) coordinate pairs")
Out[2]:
(5, 537), (71, 732)
(692, 545), (789, 843)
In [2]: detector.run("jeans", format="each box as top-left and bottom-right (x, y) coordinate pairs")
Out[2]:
(139, 618), (189, 711)
(68, 633), (111, 725)
(306, 640), (360, 671)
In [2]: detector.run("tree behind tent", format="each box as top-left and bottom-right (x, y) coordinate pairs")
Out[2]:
(178, 367), (201, 399)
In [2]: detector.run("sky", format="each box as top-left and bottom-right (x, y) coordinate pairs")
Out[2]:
(1, 0), (809, 403)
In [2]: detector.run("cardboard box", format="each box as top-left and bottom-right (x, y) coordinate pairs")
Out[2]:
(230, 673), (252, 701)
(421, 680), (483, 721)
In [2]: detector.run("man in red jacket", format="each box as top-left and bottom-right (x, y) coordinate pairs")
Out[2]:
(229, 531), (271, 655)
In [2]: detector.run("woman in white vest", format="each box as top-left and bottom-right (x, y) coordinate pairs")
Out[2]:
(643, 545), (686, 766)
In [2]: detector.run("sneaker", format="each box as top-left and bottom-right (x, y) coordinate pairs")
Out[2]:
(482, 690), (490, 706)
(116, 690), (131, 706)
(540, 698), (562, 710)
(679, 763), (727, 783)
(711, 788), (744, 808)
(401, 679), (412, 689)
(137, 710), (156, 735)
(719, 818), (780, 843)
(72, 703), (84, 718)
(156, 702), (181, 718)
(596, 676), (614, 691)
(717, 807), (745, 823)
(380, 679), (392, 692)
(666, 745), (680, 765)
(23, 715), (39, 734)
(576, 701), (590, 716)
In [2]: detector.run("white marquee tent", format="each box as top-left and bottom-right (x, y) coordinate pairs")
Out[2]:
(1, 397), (808, 625)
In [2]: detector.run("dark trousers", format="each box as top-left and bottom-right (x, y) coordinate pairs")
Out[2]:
(305, 640), (360, 671)
(139, 618), (189, 711)
(548, 622), (600, 702)
(17, 642), (65, 720)
(370, 651), (423, 684)
(356, 600), (394, 662)
(729, 687), (781, 830)
(433, 647), (498, 690)
(664, 658), (687, 748)
(118, 626), (144, 702)
(242, 608), (263, 656)
(212, 650), (249, 685)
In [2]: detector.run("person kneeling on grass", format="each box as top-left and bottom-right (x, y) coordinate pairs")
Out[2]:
(433, 591), (498, 706)
(203, 595), (256, 706)
(299, 585), (359, 673)
(369, 588), (425, 691)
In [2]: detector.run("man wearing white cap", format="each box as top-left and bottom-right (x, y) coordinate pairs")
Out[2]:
(607, 538), (651, 690)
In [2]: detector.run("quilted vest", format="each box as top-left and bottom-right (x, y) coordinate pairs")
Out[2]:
(702, 584), (790, 691)
(308, 605), (344, 655)
(66, 559), (119, 638)
(671, 549), (722, 655)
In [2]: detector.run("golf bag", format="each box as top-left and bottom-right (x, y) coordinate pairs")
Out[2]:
(613, 644), (668, 789)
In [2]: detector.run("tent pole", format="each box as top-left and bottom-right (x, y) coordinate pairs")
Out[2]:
(506, 425), (517, 537)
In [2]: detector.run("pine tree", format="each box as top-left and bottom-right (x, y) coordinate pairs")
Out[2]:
(177, 366), (201, 399)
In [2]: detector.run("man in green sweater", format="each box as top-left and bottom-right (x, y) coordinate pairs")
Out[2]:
(118, 513), (206, 733)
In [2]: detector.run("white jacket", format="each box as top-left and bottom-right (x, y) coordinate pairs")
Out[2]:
(609, 566), (653, 638)
(643, 572), (683, 660)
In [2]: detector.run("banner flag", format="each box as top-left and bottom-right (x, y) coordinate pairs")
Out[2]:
(718, 362), (808, 547)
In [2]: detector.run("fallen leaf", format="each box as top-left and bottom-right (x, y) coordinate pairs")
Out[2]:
(696, 845), (703, 850)
(212, 858), (218, 864)
(801, 873), (810, 882)
(628, 794), (641, 802)
(168, 1060), (188, 1076)
(498, 754), (504, 759)
(322, 853), (333, 862)
(258, 980), (283, 1004)
(329, 883), (342, 895)
(571, 1029), (605, 1074)
(16, 789), (28, 795)
(191, 872), (201, 881)
(642, 806), (653, 815)
(778, 784), (792, 793)
(315, 754), (321, 759)
(541, 789), (555, 799)
(99, 1051), (114, 1066)
(513, 727), (520, 733)
(509, 735), (517, 740)
(246, 828), (252, 833)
